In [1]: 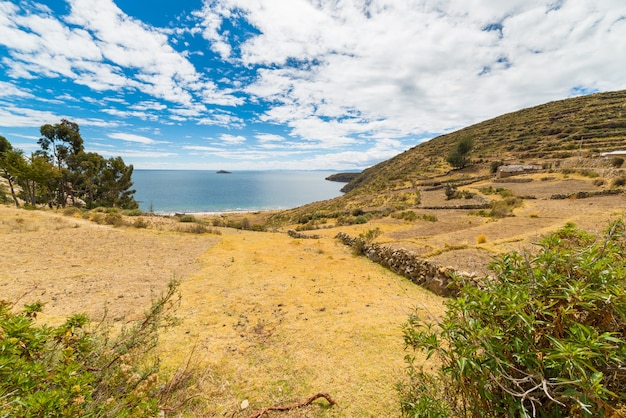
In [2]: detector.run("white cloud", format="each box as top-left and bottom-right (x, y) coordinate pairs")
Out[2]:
(255, 133), (285, 143)
(0, 81), (33, 98)
(108, 132), (162, 144)
(218, 134), (246, 145)
(183, 145), (221, 152)
(198, 0), (626, 147)
(94, 149), (178, 158)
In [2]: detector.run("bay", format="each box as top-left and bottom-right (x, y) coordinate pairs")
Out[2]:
(131, 170), (346, 214)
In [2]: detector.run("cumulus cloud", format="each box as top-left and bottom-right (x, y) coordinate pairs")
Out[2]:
(218, 133), (246, 145)
(197, 0), (626, 146)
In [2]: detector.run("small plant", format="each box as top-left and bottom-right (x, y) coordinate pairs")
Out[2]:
(178, 214), (197, 223)
(63, 206), (82, 216)
(91, 213), (105, 224)
(352, 228), (381, 255)
(0, 280), (185, 417)
(133, 217), (151, 228)
(476, 234), (486, 244)
(124, 209), (144, 216)
(612, 176), (626, 187)
(104, 212), (124, 226)
(354, 215), (368, 224)
(611, 157), (624, 168)
(490, 160), (504, 174)
(444, 183), (458, 200)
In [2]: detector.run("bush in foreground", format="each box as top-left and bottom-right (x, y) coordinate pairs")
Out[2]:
(1, 281), (183, 417)
(400, 220), (626, 417)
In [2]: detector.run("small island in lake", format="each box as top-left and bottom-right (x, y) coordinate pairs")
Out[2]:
(216, 170), (232, 174)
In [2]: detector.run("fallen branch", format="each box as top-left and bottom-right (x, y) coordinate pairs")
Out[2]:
(247, 392), (336, 418)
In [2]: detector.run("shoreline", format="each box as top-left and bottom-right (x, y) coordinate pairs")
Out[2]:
(149, 208), (283, 217)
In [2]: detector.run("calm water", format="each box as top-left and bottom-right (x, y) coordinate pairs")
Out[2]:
(132, 170), (345, 214)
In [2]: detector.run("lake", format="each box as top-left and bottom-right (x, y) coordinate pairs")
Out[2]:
(131, 170), (346, 214)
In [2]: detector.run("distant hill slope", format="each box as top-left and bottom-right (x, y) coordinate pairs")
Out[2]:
(342, 90), (626, 194)
(271, 90), (625, 223)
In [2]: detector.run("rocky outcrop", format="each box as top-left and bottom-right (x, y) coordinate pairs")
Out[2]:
(325, 172), (361, 183)
(335, 232), (479, 297)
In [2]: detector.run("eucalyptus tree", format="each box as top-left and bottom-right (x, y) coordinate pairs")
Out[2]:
(38, 119), (84, 207)
(0, 135), (23, 206)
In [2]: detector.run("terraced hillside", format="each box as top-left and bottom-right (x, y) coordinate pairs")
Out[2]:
(274, 90), (625, 221)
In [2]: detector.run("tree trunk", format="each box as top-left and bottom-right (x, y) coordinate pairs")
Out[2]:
(6, 175), (19, 207)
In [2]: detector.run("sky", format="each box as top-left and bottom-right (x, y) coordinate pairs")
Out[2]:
(0, 0), (625, 171)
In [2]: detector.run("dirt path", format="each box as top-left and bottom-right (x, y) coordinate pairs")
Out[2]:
(159, 226), (445, 416)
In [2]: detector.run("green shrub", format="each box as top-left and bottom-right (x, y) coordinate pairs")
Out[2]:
(490, 161), (504, 174)
(611, 157), (624, 168)
(178, 215), (197, 223)
(444, 183), (458, 200)
(123, 209), (144, 216)
(354, 215), (368, 224)
(394, 211), (417, 221)
(104, 212), (124, 226)
(63, 206), (82, 216)
(612, 177), (626, 188)
(419, 214), (438, 222)
(133, 218), (151, 229)
(400, 220), (626, 417)
(91, 213), (105, 224)
(0, 280), (183, 417)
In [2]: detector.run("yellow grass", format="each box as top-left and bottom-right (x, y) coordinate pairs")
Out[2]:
(0, 205), (445, 417)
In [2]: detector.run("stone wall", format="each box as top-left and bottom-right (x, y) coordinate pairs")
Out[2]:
(335, 232), (478, 297)
(287, 229), (321, 239)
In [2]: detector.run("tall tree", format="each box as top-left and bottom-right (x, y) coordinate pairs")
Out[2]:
(38, 119), (84, 207)
(98, 156), (137, 209)
(0, 136), (23, 207)
(20, 154), (59, 206)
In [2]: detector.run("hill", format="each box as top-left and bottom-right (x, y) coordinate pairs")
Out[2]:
(261, 90), (625, 278)
(270, 90), (625, 222)
(342, 89), (626, 195)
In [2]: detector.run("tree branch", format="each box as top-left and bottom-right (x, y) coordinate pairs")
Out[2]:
(246, 392), (336, 418)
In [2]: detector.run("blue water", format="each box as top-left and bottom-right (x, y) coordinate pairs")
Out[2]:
(131, 170), (345, 214)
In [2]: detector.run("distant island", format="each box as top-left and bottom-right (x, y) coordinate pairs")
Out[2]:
(325, 172), (361, 183)
(216, 170), (231, 174)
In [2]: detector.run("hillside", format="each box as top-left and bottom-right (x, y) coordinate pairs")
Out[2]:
(268, 90), (625, 222)
(259, 90), (625, 279)
(342, 89), (626, 195)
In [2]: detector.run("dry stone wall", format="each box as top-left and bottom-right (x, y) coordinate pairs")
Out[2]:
(335, 232), (479, 297)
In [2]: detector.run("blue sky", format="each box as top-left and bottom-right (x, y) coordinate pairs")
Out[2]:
(0, 0), (625, 170)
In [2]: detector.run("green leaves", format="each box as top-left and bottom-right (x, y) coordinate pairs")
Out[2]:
(400, 220), (626, 417)
(0, 280), (180, 417)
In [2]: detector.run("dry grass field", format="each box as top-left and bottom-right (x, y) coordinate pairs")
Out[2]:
(0, 171), (624, 417)
(0, 205), (445, 417)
